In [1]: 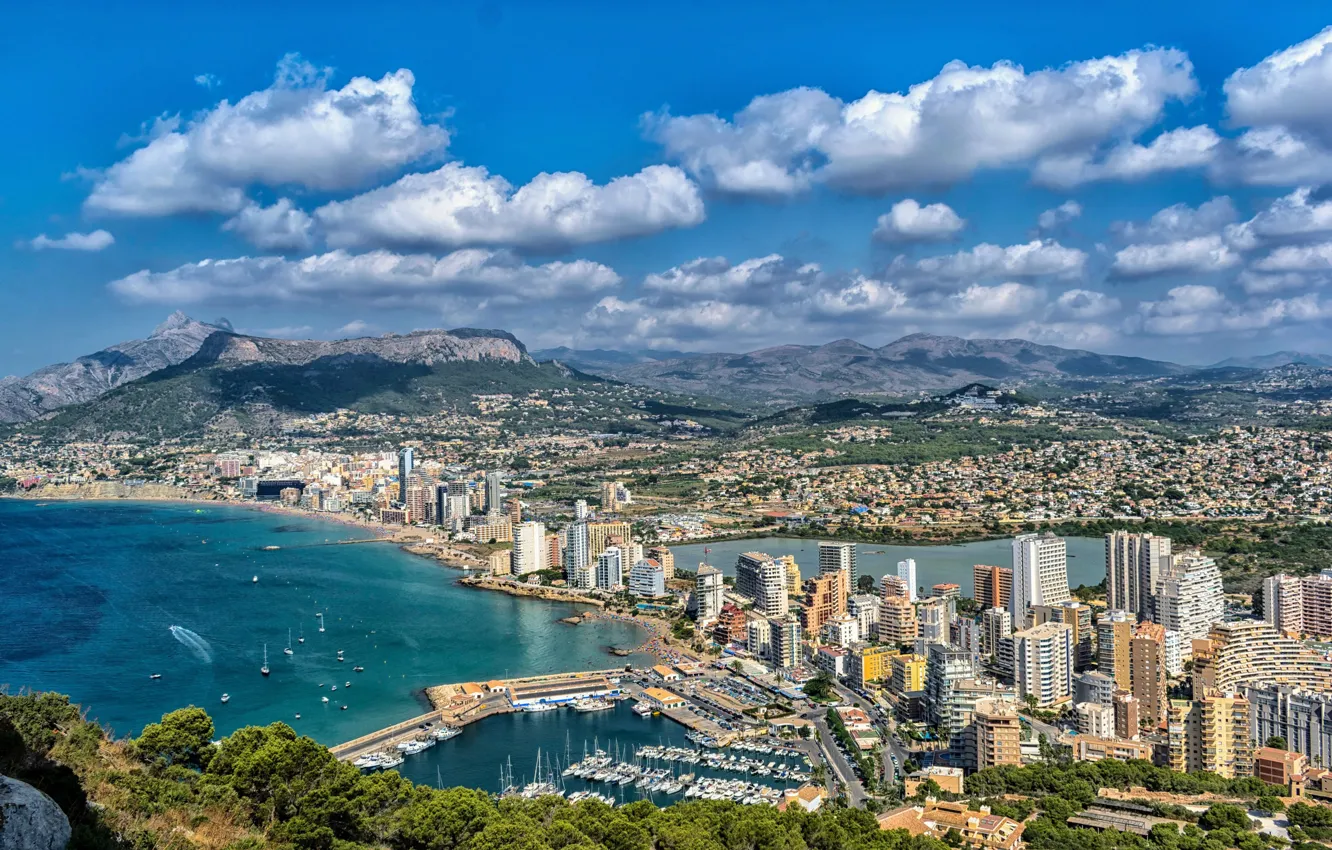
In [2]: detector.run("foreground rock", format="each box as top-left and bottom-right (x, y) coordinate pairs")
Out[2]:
(0, 775), (71, 850)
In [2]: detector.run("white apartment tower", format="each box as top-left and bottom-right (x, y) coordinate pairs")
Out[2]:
(694, 564), (724, 623)
(595, 546), (624, 591)
(819, 542), (858, 590)
(1013, 621), (1074, 708)
(897, 558), (918, 602)
(1155, 552), (1224, 642)
(736, 552), (789, 618)
(484, 471), (504, 514)
(512, 520), (547, 575)
(1105, 531), (1172, 618)
(1010, 533), (1070, 620)
(564, 520), (590, 579)
(1263, 573), (1304, 634)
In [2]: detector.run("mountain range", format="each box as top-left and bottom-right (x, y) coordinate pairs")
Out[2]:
(1210, 351), (1332, 370)
(539, 334), (1192, 403)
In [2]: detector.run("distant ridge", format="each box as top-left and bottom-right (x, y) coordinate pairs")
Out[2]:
(1211, 351), (1332, 370)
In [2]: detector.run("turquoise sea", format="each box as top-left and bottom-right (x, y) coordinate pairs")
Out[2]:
(0, 500), (652, 746)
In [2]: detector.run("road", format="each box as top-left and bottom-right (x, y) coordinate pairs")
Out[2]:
(830, 681), (909, 784)
(807, 706), (868, 807)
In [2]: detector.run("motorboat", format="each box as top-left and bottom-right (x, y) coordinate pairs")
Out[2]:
(573, 698), (614, 712)
(431, 726), (461, 742)
(340, 705), (348, 711)
(252, 576), (258, 583)
(331, 685), (337, 692)
(353, 666), (364, 673)
(294, 713), (301, 719)
(322, 696), (330, 703)
(220, 693), (230, 704)
(344, 681), (351, 688)
(149, 674), (162, 680)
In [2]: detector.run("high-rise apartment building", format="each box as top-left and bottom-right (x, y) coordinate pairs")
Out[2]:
(849, 644), (896, 690)
(1131, 622), (1169, 728)
(505, 497), (522, 525)
(848, 594), (881, 641)
(799, 571), (847, 636)
(484, 471), (503, 514)
(925, 644), (975, 727)
(1097, 610), (1134, 690)
(1012, 621), (1073, 708)
(897, 558), (918, 602)
(512, 521), (547, 575)
(973, 565), (1012, 610)
(628, 559), (666, 597)
(1248, 685), (1332, 766)
(599, 481), (620, 513)
(1077, 702), (1116, 738)
(879, 595), (918, 645)
(397, 447), (414, 503)
(981, 607), (1012, 657)
(1010, 533), (1070, 619)
(1193, 620), (1332, 694)
(779, 556), (801, 595)
(1155, 552), (1224, 642)
(1263, 573), (1304, 634)
(595, 547), (623, 591)
(587, 521), (632, 562)
(769, 617), (802, 669)
(819, 542), (858, 591)
(1031, 601), (1094, 671)
(881, 574), (909, 598)
(694, 564), (724, 623)
(545, 534), (562, 571)
(736, 552), (789, 618)
(574, 499), (589, 521)
(1168, 691), (1253, 778)
(918, 597), (953, 645)
(646, 546), (674, 581)
(889, 653), (927, 697)
(564, 520), (590, 576)
(969, 698), (1023, 771)
(747, 618), (772, 659)
(1301, 571), (1332, 637)
(1105, 531), (1172, 618)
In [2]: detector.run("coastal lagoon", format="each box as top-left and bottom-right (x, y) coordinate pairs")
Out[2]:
(673, 535), (1106, 593)
(0, 500), (651, 746)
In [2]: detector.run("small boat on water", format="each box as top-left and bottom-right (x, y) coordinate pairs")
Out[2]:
(341, 705), (348, 711)
(252, 576), (258, 583)
(345, 681), (351, 688)
(573, 698), (614, 712)
(284, 629), (294, 656)
(337, 650), (345, 662)
(353, 666), (364, 673)
(632, 702), (653, 717)
(220, 693), (230, 704)
(317, 613), (325, 633)
(322, 696), (330, 703)
(294, 713), (301, 719)
(260, 644), (270, 677)
(523, 703), (559, 713)
(331, 685), (337, 692)
(150, 673), (162, 680)
(298, 626), (305, 645)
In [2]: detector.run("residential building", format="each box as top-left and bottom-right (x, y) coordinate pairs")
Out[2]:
(1302, 571), (1332, 637)
(1097, 610), (1134, 690)
(944, 679), (1018, 737)
(953, 617), (981, 658)
(512, 521), (547, 575)
(1263, 573), (1304, 634)
(600, 481), (620, 513)
(918, 597), (953, 645)
(816, 645), (848, 678)
(628, 559), (666, 597)
(747, 617), (772, 659)
(770, 617), (802, 670)
(1155, 552), (1224, 642)
(933, 583), (962, 599)
(564, 520), (590, 576)
(800, 571), (848, 636)
(1168, 691), (1253, 778)
(484, 470), (503, 514)
(1010, 533), (1070, 619)
(1076, 702), (1116, 738)
(1070, 736), (1154, 763)
(1247, 685), (1332, 766)
(890, 653), (927, 697)
(1253, 747), (1308, 788)
(646, 546), (674, 581)
(595, 547), (623, 591)
(574, 499), (589, 521)
(925, 644), (976, 727)
(397, 447), (414, 503)
(487, 549), (512, 576)
(713, 603), (748, 646)
(587, 521), (632, 562)
(973, 565), (1012, 610)
(780, 556), (801, 595)
(569, 564), (594, 590)
(1131, 622), (1170, 728)
(505, 497), (522, 525)
(902, 767), (964, 797)
(544, 534), (562, 571)
(470, 517), (512, 544)
(879, 595), (918, 645)
(1105, 531), (1171, 618)
(1075, 671), (1116, 707)
(1163, 629), (1183, 677)
(1032, 601), (1093, 671)
(876, 800), (1024, 850)
(848, 594), (881, 641)
(1012, 621), (1073, 708)
(1113, 691), (1141, 741)
(849, 644), (896, 690)
(882, 574), (909, 598)
(736, 552), (789, 617)
(969, 698), (1024, 771)
(1193, 620), (1332, 694)
(694, 564), (724, 623)
(819, 542), (858, 591)
(981, 607), (1012, 657)
(898, 558), (919, 602)
(822, 615), (860, 648)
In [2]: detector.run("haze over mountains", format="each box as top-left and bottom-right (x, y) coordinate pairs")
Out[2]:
(4, 314), (1330, 430)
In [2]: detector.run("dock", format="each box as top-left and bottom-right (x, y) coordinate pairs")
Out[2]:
(329, 710), (446, 761)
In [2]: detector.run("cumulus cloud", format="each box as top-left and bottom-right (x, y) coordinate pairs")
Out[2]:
(336, 319), (372, 336)
(85, 55), (447, 216)
(1247, 187), (1332, 239)
(1037, 201), (1083, 232)
(872, 199), (965, 243)
(645, 47), (1197, 196)
(1114, 197), (1240, 243)
(1225, 26), (1332, 143)
(1052, 288), (1121, 319)
(26, 229), (115, 251)
(1252, 242), (1332, 272)
(1219, 126), (1332, 185)
(1032, 125), (1221, 187)
(314, 163), (703, 251)
(1112, 235), (1242, 278)
(194, 74), (220, 89)
(1137, 284), (1332, 334)
(914, 240), (1086, 279)
(222, 199), (315, 251)
(108, 249), (619, 307)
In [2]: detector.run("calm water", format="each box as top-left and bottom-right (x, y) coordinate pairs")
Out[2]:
(396, 701), (806, 803)
(0, 500), (651, 746)
(673, 535), (1105, 592)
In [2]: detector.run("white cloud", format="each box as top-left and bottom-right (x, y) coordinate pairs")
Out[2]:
(1225, 26), (1332, 143)
(26, 229), (115, 251)
(1114, 197), (1240, 242)
(1037, 200), (1083, 232)
(1236, 270), (1325, 294)
(1247, 187), (1332, 239)
(915, 240), (1086, 279)
(1112, 234), (1242, 278)
(194, 74), (220, 89)
(86, 55), (447, 216)
(1219, 126), (1332, 185)
(1137, 284), (1332, 334)
(645, 47), (1196, 195)
(872, 199), (965, 243)
(1052, 288), (1120, 319)
(1253, 242), (1332, 272)
(315, 163), (703, 251)
(1008, 320), (1119, 349)
(222, 199), (315, 252)
(336, 319), (372, 336)
(108, 249), (620, 307)
(1032, 125), (1221, 187)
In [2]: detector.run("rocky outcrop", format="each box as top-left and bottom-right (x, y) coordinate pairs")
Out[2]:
(0, 776), (71, 850)
(189, 328), (531, 368)
(11, 482), (200, 500)
(0, 312), (230, 423)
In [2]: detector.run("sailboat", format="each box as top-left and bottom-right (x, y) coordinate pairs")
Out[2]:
(317, 613), (325, 633)
(298, 625), (305, 645)
(284, 629), (294, 656)
(261, 644), (270, 677)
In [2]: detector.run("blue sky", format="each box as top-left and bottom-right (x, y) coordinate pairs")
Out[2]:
(4, 0), (1332, 375)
